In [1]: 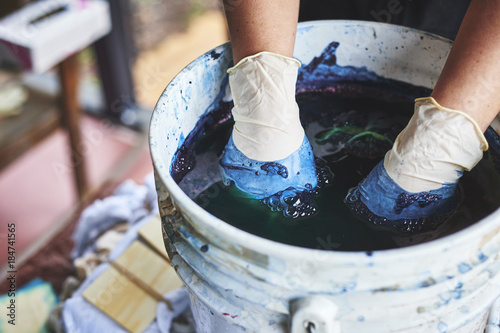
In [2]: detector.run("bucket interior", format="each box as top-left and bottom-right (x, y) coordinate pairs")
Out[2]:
(150, 20), (500, 252)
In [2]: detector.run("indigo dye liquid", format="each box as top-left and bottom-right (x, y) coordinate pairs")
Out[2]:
(175, 91), (500, 251)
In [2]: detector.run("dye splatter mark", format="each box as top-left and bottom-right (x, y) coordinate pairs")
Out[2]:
(458, 263), (472, 274)
(222, 313), (238, 319)
(419, 278), (436, 288)
(210, 50), (221, 60)
(437, 322), (448, 333)
(200, 244), (209, 253)
(478, 252), (488, 263)
(449, 282), (464, 300)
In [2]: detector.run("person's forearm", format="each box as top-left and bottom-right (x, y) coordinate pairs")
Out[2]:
(431, 0), (500, 131)
(222, 0), (300, 63)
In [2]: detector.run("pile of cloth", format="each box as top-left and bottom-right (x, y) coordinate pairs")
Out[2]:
(57, 173), (195, 332)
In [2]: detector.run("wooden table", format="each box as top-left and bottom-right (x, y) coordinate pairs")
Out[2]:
(0, 54), (88, 200)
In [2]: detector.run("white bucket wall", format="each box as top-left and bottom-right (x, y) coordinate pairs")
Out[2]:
(150, 21), (500, 332)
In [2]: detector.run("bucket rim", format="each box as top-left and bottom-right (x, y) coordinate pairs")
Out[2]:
(150, 19), (500, 263)
(296, 19), (454, 43)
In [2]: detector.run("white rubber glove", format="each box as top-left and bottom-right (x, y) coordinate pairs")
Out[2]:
(385, 97), (488, 192)
(220, 52), (318, 199)
(346, 96), (489, 226)
(228, 51), (304, 161)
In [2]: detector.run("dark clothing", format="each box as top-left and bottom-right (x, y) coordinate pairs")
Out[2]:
(299, 0), (470, 40)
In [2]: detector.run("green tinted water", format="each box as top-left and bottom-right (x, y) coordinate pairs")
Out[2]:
(179, 92), (500, 251)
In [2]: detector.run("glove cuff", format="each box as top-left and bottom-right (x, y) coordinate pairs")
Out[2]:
(228, 52), (304, 161)
(384, 96), (487, 192)
(228, 51), (301, 73)
(415, 97), (488, 150)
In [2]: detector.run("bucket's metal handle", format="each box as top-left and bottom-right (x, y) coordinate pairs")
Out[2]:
(290, 296), (341, 333)
(486, 296), (500, 333)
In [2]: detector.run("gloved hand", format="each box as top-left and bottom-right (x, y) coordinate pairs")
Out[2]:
(220, 52), (317, 198)
(346, 97), (488, 229)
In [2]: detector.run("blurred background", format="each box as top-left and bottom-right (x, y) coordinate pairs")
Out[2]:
(0, 0), (227, 317)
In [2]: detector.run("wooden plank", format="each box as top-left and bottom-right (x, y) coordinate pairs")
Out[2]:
(82, 241), (184, 332)
(138, 216), (170, 261)
(82, 265), (157, 333)
(114, 241), (183, 294)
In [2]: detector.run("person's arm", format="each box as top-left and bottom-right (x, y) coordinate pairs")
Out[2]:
(223, 0), (300, 62)
(431, 0), (500, 131)
(347, 0), (500, 227)
(219, 0), (318, 199)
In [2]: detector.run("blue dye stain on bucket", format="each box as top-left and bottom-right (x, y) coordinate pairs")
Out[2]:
(438, 322), (448, 333)
(458, 263), (472, 274)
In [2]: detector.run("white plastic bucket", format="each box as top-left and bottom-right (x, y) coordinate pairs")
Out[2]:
(150, 21), (500, 332)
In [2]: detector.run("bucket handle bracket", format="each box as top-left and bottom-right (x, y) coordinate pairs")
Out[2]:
(290, 296), (341, 333)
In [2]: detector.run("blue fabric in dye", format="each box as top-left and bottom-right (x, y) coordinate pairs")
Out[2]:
(220, 135), (318, 198)
(347, 161), (459, 220)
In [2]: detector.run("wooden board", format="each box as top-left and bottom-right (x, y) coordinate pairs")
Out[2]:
(114, 241), (183, 295)
(82, 265), (157, 333)
(82, 241), (184, 333)
(138, 216), (170, 261)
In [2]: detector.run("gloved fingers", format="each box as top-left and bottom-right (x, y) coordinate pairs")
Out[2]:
(345, 161), (460, 233)
(220, 135), (318, 199)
